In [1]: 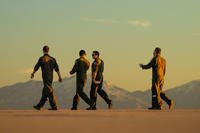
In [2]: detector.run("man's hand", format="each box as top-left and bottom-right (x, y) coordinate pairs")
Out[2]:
(93, 79), (101, 85)
(56, 71), (62, 83)
(58, 77), (62, 83)
(31, 73), (34, 79)
(139, 64), (144, 69)
(69, 71), (73, 75)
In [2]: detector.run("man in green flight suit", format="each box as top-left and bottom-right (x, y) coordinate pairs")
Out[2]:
(31, 45), (62, 111)
(70, 50), (94, 110)
(87, 51), (112, 110)
(139, 47), (173, 110)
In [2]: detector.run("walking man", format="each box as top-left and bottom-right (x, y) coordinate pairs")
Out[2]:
(139, 47), (173, 110)
(70, 50), (94, 110)
(88, 51), (112, 110)
(31, 45), (62, 111)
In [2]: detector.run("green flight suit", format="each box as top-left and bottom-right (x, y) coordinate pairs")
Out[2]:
(34, 54), (59, 108)
(90, 58), (111, 108)
(70, 57), (91, 108)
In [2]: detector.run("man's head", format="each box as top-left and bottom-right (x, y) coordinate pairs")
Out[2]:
(153, 47), (161, 57)
(43, 45), (49, 54)
(92, 51), (100, 59)
(79, 50), (86, 57)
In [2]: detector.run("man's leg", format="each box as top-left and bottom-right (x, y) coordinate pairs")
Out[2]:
(160, 82), (173, 109)
(156, 81), (163, 108)
(160, 92), (171, 104)
(49, 91), (58, 110)
(90, 82), (98, 109)
(97, 82), (110, 104)
(97, 82), (112, 109)
(36, 87), (48, 108)
(77, 80), (91, 105)
(150, 82), (162, 109)
(72, 93), (80, 110)
(42, 81), (58, 110)
(72, 80), (85, 110)
(48, 91), (58, 109)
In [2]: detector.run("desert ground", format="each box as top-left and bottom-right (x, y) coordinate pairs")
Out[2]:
(0, 109), (200, 133)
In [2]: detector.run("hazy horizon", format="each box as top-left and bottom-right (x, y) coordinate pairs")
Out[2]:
(0, 0), (200, 91)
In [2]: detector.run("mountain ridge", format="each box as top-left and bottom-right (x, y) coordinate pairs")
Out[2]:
(0, 76), (200, 109)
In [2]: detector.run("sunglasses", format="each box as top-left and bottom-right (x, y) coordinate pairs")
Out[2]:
(92, 54), (97, 56)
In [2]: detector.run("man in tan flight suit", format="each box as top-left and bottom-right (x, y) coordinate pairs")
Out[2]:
(139, 47), (173, 110)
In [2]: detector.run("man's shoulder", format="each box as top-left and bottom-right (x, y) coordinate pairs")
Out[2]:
(76, 58), (81, 63)
(76, 58), (84, 64)
(155, 56), (166, 64)
(151, 57), (157, 62)
(38, 55), (45, 61)
(40, 54), (55, 62)
(100, 59), (104, 64)
(155, 55), (165, 59)
(160, 56), (166, 62)
(97, 58), (103, 64)
(47, 54), (56, 60)
(80, 57), (90, 64)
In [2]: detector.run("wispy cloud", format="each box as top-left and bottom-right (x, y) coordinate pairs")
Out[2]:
(81, 17), (151, 29)
(80, 17), (119, 24)
(128, 20), (151, 28)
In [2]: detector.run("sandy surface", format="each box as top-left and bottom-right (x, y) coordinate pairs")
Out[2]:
(0, 109), (200, 133)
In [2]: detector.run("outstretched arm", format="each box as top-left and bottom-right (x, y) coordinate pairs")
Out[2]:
(139, 58), (154, 70)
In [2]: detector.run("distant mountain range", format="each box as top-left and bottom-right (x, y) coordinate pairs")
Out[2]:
(0, 75), (200, 109)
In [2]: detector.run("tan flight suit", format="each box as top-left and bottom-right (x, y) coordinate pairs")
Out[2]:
(142, 55), (172, 108)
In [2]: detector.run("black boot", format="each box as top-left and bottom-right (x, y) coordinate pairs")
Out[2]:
(108, 100), (113, 109)
(33, 105), (41, 111)
(86, 106), (96, 110)
(48, 106), (58, 111)
(86, 101), (96, 110)
(148, 106), (161, 110)
(71, 107), (78, 110)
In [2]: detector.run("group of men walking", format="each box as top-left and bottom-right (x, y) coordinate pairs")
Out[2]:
(31, 46), (112, 110)
(31, 46), (173, 111)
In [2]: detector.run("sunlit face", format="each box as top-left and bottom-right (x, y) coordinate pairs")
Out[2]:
(92, 53), (98, 59)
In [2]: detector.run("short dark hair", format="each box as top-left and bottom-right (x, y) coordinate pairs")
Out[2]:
(154, 47), (161, 54)
(93, 51), (100, 57)
(79, 50), (86, 56)
(43, 45), (49, 53)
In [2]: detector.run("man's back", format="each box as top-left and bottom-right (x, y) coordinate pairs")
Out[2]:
(153, 55), (166, 81)
(34, 54), (59, 81)
(71, 57), (90, 81)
